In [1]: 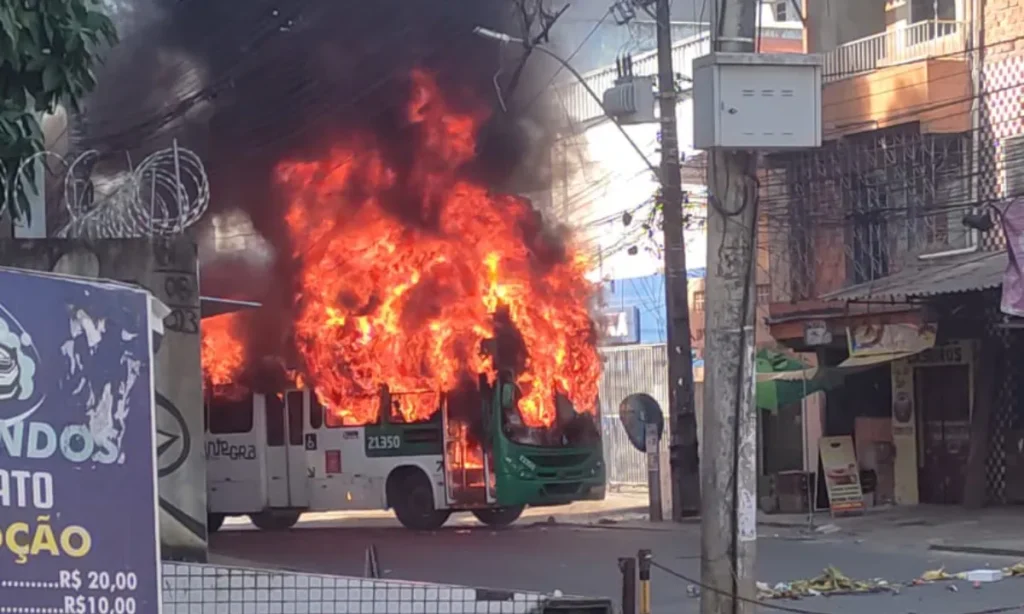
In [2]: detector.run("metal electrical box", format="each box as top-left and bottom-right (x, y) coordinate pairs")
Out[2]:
(602, 75), (656, 125)
(692, 52), (823, 150)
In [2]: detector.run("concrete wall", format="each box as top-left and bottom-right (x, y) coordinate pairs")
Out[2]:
(0, 238), (208, 562)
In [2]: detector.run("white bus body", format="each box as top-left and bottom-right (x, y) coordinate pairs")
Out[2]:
(204, 388), (498, 531)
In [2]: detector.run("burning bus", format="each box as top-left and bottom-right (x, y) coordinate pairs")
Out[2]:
(203, 340), (604, 531)
(200, 71), (604, 531)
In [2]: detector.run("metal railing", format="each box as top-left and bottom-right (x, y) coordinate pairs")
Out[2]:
(823, 19), (966, 83)
(555, 30), (712, 124)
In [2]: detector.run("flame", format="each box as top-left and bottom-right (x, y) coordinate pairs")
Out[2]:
(201, 314), (245, 394)
(202, 70), (601, 428)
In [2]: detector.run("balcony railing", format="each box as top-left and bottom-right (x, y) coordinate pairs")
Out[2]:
(823, 19), (966, 83)
(555, 31), (712, 124)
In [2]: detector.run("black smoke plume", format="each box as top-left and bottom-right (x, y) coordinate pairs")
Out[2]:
(71, 0), (564, 387)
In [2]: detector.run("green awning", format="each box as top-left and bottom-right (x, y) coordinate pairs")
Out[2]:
(755, 349), (842, 411)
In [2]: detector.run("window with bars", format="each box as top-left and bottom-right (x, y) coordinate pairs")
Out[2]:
(1003, 134), (1024, 200)
(756, 284), (772, 304)
(693, 291), (705, 312)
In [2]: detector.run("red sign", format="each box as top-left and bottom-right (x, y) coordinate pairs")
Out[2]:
(325, 450), (342, 474)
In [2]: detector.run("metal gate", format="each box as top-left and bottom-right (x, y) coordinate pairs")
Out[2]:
(598, 344), (703, 489)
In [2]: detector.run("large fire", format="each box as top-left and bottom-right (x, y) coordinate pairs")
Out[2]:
(201, 314), (245, 390)
(201, 70), (600, 428)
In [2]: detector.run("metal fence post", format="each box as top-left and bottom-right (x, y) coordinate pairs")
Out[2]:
(618, 557), (636, 614)
(637, 550), (651, 614)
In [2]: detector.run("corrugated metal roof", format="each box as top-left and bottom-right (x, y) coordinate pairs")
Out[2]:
(822, 250), (1008, 301)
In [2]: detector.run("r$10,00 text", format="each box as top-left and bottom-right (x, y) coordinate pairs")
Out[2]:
(63, 595), (137, 614)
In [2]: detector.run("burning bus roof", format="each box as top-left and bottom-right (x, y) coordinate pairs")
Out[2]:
(200, 297), (261, 319)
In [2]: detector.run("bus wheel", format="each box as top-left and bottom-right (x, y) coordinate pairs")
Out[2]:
(392, 470), (450, 531)
(249, 510), (301, 531)
(207, 513), (226, 534)
(472, 506), (524, 528)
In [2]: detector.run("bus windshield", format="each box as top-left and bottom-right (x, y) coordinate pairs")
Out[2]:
(501, 388), (600, 448)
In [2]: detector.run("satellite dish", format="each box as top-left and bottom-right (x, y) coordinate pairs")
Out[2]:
(618, 393), (664, 452)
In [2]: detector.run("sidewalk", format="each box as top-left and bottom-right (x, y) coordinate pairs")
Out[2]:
(548, 495), (1024, 556)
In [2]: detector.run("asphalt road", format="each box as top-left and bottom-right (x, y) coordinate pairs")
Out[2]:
(211, 515), (1024, 614)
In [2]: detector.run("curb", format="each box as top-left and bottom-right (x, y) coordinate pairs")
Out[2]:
(929, 544), (1024, 558)
(529, 510), (812, 532)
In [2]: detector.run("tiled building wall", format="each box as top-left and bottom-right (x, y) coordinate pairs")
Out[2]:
(160, 563), (611, 614)
(979, 2), (1024, 501)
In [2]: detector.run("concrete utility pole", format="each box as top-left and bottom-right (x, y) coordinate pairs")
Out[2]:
(700, 0), (760, 613)
(652, 0), (701, 521)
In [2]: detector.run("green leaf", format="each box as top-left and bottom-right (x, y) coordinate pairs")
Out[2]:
(0, 0), (117, 222)
(41, 62), (61, 93)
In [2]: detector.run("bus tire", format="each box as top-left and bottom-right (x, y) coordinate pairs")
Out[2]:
(390, 469), (450, 531)
(249, 510), (302, 531)
(207, 513), (226, 534)
(472, 506), (524, 528)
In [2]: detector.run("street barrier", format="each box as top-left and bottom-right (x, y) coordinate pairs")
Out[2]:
(160, 562), (613, 613)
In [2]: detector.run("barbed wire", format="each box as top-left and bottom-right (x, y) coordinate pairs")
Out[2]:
(1, 143), (209, 240)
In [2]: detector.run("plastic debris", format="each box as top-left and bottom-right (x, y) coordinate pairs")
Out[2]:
(686, 585), (700, 598)
(965, 569), (1004, 583)
(758, 561), (1024, 601)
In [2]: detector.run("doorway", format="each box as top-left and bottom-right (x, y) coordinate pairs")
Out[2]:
(914, 365), (971, 504)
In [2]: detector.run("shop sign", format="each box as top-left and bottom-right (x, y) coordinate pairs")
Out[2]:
(596, 307), (641, 346)
(819, 436), (865, 516)
(0, 268), (162, 614)
(803, 320), (832, 347)
(847, 323), (937, 357)
(906, 341), (970, 366)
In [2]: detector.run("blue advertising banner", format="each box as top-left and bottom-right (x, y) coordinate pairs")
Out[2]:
(0, 268), (160, 614)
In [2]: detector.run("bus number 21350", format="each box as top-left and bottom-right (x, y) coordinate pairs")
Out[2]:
(366, 435), (401, 451)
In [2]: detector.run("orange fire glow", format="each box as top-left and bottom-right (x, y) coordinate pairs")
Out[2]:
(201, 314), (245, 389)
(202, 69), (601, 428)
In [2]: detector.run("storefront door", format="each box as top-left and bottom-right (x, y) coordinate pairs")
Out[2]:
(914, 365), (971, 504)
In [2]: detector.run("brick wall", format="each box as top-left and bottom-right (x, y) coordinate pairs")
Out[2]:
(985, 0), (1024, 66)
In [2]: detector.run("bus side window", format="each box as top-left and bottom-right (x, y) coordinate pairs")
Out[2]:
(209, 396), (254, 434)
(286, 391), (305, 447)
(266, 395), (285, 447)
(310, 393), (324, 430)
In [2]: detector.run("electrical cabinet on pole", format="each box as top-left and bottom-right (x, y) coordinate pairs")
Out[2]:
(693, 2), (822, 613)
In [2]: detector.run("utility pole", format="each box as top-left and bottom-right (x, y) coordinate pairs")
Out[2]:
(652, 0), (701, 520)
(700, 0), (760, 612)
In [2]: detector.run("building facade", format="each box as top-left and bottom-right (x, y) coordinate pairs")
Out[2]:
(762, 0), (1024, 506)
